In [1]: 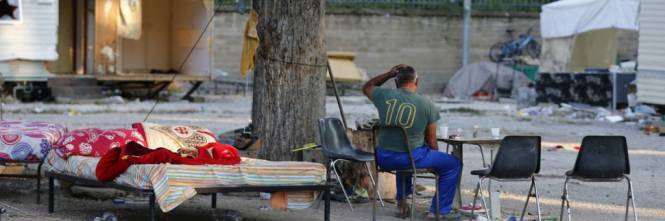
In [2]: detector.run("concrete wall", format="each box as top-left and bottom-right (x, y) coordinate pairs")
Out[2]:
(213, 13), (638, 94)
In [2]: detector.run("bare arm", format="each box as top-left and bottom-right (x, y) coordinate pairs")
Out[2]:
(362, 64), (407, 99)
(425, 122), (438, 150)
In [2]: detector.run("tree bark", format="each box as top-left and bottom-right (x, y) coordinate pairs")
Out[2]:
(252, 0), (327, 161)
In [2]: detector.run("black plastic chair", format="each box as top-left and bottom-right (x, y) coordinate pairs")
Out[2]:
(318, 118), (384, 211)
(470, 136), (542, 221)
(371, 125), (440, 221)
(560, 136), (638, 221)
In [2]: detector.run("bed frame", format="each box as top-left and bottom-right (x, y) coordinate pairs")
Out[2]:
(46, 171), (331, 221)
(0, 159), (44, 204)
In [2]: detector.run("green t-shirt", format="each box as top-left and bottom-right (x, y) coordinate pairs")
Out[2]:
(371, 88), (440, 152)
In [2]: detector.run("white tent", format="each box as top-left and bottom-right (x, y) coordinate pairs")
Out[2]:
(540, 0), (639, 39)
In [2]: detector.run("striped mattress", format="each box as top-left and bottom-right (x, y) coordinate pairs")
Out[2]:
(45, 152), (326, 212)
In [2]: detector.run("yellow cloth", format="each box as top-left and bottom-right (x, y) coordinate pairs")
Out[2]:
(240, 9), (259, 76)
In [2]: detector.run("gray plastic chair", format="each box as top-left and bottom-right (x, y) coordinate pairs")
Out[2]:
(470, 136), (542, 221)
(318, 118), (384, 211)
(560, 136), (637, 221)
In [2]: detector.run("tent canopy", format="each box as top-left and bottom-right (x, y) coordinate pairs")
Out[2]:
(540, 0), (639, 39)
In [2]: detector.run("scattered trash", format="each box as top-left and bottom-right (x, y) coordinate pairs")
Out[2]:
(33, 106), (44, 113)
(259, 192), (271, 200)
(68, 109), (81, 116)
(93, 212), (118, 221)
(604, 115), (624, 123)
(515, 101), (661, 133)
(112, 196), (148, 205)
(644, 125), (660, 135)
(96, 96), (125, 105)
(516, 83), (537, 109)
(460, 203), (482, 211)
(547, 145), (565, 152)
(634, 105), (656, 115)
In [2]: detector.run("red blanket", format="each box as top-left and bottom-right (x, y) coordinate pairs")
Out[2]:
(96, 142), (240, 182)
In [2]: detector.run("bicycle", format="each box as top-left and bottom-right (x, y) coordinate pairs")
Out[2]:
(489, 27), (541, 62)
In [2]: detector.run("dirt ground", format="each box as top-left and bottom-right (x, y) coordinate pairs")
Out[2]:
(0, 95), (663, 221)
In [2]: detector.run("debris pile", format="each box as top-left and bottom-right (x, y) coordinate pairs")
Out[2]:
(516, 103), (663, 135)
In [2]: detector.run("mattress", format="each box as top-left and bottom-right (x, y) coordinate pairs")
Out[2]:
(45, 152), (326, 212)
(0, 121), (67, 161)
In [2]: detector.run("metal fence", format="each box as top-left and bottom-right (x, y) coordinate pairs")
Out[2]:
(215, 0), (556, 13)
(472, 0), (555, 12)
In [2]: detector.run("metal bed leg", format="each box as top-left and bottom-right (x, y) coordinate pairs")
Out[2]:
(149, 194), (156, 221)
(211, 193), (217, 209)
(324, 184), (331, 221)
(37, 161), (43, 204)
(48, 176), (54, 213)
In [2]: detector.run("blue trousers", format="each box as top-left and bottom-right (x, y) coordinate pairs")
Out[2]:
(376, 145), (461, 214)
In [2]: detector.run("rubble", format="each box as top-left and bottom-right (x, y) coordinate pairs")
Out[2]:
(516, 102), (661, 126)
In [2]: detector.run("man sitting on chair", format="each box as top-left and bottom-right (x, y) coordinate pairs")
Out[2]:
(363, 64), (461, 219)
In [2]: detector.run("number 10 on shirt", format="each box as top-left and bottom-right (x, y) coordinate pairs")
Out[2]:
(385, 99), (416, 128)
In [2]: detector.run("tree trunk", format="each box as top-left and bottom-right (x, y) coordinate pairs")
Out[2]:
(252, 0), (327, 161)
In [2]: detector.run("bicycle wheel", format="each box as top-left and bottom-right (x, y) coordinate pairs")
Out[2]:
(489, 43), (504, 62)
(525, 40), (541, 58)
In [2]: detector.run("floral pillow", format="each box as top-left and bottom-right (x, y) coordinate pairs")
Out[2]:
(132, 122), (217, 153)
(54, 128), (146, 159)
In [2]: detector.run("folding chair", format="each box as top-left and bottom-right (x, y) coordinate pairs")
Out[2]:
(318, 118), (384, 211)
(560, 136), (638, 221)
(469, 136), (542, 221)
